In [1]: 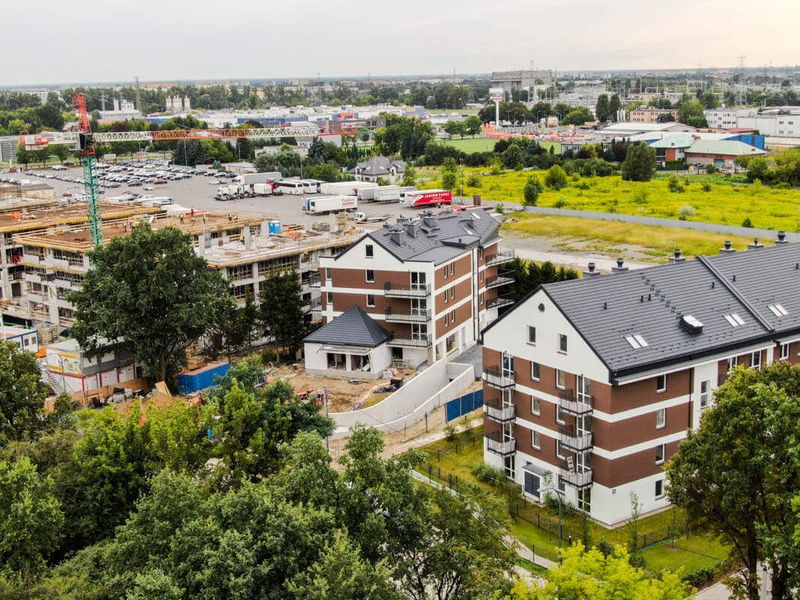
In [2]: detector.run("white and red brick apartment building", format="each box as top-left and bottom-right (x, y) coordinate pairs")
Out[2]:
(481, 238), (800, 525)
(317, 209), (514, 369)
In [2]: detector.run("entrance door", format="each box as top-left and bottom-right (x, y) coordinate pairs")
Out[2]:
(411, 298), (427, 316)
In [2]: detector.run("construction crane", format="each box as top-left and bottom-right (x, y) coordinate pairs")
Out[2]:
(74, 92), (103, 247)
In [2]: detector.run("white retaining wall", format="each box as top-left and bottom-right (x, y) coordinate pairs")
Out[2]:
(331, 360), (475, 435)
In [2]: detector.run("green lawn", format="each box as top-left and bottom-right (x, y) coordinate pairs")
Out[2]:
(418, 427), (729, 576)
(441, 137), (497, 153)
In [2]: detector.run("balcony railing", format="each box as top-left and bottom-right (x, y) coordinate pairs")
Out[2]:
(559, 389), (594, 416)
(485, 249), (515, 267)
(485, 275), (514, 290)
(486, 432), (516, 455)
(308, 273), (320, 288)
(482, 366), (515, 389)
(384, 307), (431, 323)
(388, 335), (432, 348)
(487, 296), (514, 310)
(384, 281), (430, 298)
(484, 398), (515, 422)
(560, 464), (593, 489)
(559, 427), (593, 452)
(309, 297), (322, 310)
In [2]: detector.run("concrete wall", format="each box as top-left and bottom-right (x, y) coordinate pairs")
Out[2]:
(304, 341), (392, 380)
(331, 360), (475, 435)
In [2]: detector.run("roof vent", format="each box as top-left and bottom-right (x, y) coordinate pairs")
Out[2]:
(720, 240), (735, 254)
(669, 248), (685, 264)
(612, 257), (628, 273)
(584, 262), (599, 277)
(748, 238), (764, 250)
(389, 224), (404, 245)
(680, 314), (704, 335)
(405, 221), (420, 238)
(421, 210), (438, 229)
(776, 231), (788, 245)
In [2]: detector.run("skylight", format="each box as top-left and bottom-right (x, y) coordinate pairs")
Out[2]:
(625, 334), (649, 349)
(768, 303), (789, 317)
(723, 313), (745, 327)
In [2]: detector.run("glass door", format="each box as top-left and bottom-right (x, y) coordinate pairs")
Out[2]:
(411, 271), (426, 290)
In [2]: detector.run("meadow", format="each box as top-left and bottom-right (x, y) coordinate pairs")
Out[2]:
(440, 137), (561, 154)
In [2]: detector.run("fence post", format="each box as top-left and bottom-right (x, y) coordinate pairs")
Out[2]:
(428, 464), (432, 481)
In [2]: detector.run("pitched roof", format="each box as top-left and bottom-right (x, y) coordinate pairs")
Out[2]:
(364, 209), (500, 264)
(355, 156), (406, 177)
(686, 139), (765, 156)
(488, 242), (800, 379)
(304, 307), (392, 348)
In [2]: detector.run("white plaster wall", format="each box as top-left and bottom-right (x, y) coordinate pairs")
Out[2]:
(591, 474), (670, 526)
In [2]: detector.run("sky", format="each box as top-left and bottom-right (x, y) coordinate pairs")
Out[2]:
(4, 0), (799, 86)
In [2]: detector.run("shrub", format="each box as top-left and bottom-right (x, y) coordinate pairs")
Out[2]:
(495, 203), (505, 215)
(544, 165), (568, 190)
(544, 493), (577, 518)
(678, 205), (696, 220)
(633, 190), (649, 204)
(575, 180), (591, 190)
(742, 217), (754, 228)
(682, 566), (716, 588)
(444, 423), (457, 442)
(466, 174), (481, 187)
(595, 540), (614, 557)
(471, 464), (507, 487)
(523, 176), (544, 206)
(668, 175), (684, 193)
(553, 197), (567, 209)
(702, 183), (713, 192)
(705, 164), (719, 174)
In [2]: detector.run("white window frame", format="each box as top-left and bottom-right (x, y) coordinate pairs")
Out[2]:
(700, 380), (710, 409)
(555, 369), (566, 390)
(655, 479), (665, 499)
(751, 350), (761, 370)
(556, 405), (566, 426)
(655, 443), (666, 465)
(528, 326), (536, 345)
(531, 361), (541, 382)
(656, 408), (666, 429)
(556, 440), (566, 460)
(531, 395), (541, 416)
(781, 343), (790, 361)
(366, 294), (376, 308)
(326, 292), (333, 303)
(656, 374), (667, 393)
(365, 269), (375, 283)
(325, 267), (332, 280)
(532, 430), (541, 450)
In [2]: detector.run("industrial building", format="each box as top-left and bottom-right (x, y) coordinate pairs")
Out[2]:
(705, 107), (800, 138)
(490, 70), (553, 95)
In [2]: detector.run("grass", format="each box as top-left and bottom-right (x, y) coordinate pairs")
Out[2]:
(441, 137), (497, 153)
(419, 168), (800, 232)
(418, 426), (730, 576)
(503, 214), (755, 259)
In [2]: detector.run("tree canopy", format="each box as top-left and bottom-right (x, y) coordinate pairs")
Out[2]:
(0, 342), (48, 444)
(621, 142), (656, 182)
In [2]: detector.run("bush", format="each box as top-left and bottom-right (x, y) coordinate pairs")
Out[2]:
(523, 176), (544, 206)
(682, 566), (716, 588)
(444, 423), (457, 442)
(678, 205), (696, 220)
(702, 183), (713, 192)
(742, 217), (754, 228)
(553, 197), (567, 209)
(544, 165), (568, 190)
(471, 464), (507, 487)
(466, 174), (481, 187)
(621, 142), (656, 182)
(495, 203), (505, 215)
(544, 493), (576, 518)
(667, 175), (684, 193)
(633, 190), (649, 204)
(705, 164), (719, 174)
(595, 540), (614, 557)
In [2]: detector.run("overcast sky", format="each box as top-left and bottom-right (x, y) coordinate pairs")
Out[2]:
(5, 0), (799, 86)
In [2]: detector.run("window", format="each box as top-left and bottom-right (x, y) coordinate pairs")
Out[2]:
(655, 443), (665, 465)
(532, 430), (541, 450)
(325, 267), (332, 280)
(365, 269), (375, 283)
(578, 488), (591, 513)
(528, 326), (537, 345)
(523, 470), (540, 498)
(450, 263), (455, 276)
(443, 266), (448, 279)
(768, 303), (789, 317)
(556, 406), (566, 425)
(556, 369), (566, 389)
(365, 244), (374, 258)
(655, 479), (664, 499)
(727, 356), (738, 373)
(751, 351), (762, 370)
(450, 287), (455, 300)
(781, 343), (790, 360)
(366, 294), (375, 308)
(656, 374), (667, 393)
(326, 292), (333, 303)
(656, 408), (666, 429)
(556, 441), (566, 459)
(558, 334), (568, 354)
(531, 361), (541, 381)
(723, 312), (745, 327)
(625, 334), (648, 349)
(700, 380), (710, 409)
(531, 395), (541, 416)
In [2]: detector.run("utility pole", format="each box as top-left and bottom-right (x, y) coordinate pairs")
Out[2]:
(134, 75), (142, 113)
(100, 91), (106, 111)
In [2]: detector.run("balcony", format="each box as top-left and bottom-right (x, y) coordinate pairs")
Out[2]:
(384, 307), (431, 323)
(559, 427), (593, 452)
(384, 281), (430, 298)
(486, 249), (515, 267)
(309, 297), (322, 310)
(482, 365), (515, 389)
(486, 432), (516, 456)
(485, 274), (514, 290)
(559, 389), (594, 416)
(388, 335), (432, 348)
(484, 398), (515, 422)
(308, 273), (320, 288)
(487, 296), (514, 310)
(560, 465), (593, 489)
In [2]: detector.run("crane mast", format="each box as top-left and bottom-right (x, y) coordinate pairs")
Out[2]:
(74, 93), (103, 247)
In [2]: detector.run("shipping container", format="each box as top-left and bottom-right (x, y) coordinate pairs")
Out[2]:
(400, 189), (452, 208)
(177, 361), (230, 395)
(319, 180), (378, 196)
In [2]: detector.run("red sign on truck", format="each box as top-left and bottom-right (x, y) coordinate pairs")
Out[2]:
(401, 189), (453, 208)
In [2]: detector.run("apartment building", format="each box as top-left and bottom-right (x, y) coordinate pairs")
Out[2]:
(629, 107), (676, 124)
(482, 238), (800, 526)
(705, 107), (800, 137)
(317, 209), (513, 372)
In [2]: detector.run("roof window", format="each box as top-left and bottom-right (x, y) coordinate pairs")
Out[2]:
(723, 312), (745, 327)
(625, 334), (649, 349)
(768, 303), (789, 317)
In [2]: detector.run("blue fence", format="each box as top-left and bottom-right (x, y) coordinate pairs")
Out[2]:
(446, 389), (484, 422)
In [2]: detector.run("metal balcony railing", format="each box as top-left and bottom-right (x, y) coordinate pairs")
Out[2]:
(388, 335), (432, 348)
(485, 249), (515, 267)
(308, 273), (320, 288)
(559, 426), (593, 452)
(486, 431), (516, 455)
(482, 365), (515, 389)
(384, 281), (430, 298)
(485, 275), (514, 290)
(560, 464), (593, 489)
(484, 398), (515, 422)
(558, 389), (594, 416)
(487, 296), (514, 310)
(384, 307), (431, 323)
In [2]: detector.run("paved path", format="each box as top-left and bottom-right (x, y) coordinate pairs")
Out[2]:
(695, 582), (731, 599)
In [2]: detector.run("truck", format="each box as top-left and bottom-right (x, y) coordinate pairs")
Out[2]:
(215, 184), (250, 201)
(242, 171), (281, 186)
(352, 212), (390, 224)
(359, 185), (402, 203)
(400, 189), (453, 208)
(252, 182), (277, 196)
(304, 195), (358, 214)
(319, 180), (378, 196)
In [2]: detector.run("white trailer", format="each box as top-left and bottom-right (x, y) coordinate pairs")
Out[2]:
(253, 183), (275, 196)
(359, 185), (401, 202)
(243, 171), (282, 185)
(319, 180), (378, 196)
(304, 195), (358, 214)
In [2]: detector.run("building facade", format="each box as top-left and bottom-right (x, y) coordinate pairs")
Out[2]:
(482, 239), (800, 525)
(629, 107), (676, 124)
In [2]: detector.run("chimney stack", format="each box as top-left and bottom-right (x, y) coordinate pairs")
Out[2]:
(776, 231), (788, 245)
(720, 240), (735, 254)
(669, 248), (686, 264)
(612, 257), (628, 273)
(389, 224), (404, 245)
(584, 262), (599, 277)
(748, 238), (764, 250)
(422, 210), (437, 229)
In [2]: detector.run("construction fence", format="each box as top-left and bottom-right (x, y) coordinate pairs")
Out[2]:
(445, 389), (483, 422)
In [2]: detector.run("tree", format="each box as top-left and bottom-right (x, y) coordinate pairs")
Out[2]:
(15, 144), (31, 168)
(523, 176), (543, 206)
(560, 107), (594, 126)
(667, 363), (800, 600)
(401, 164), (416, 187)
(621, 142), (656, 182)
(504, 543), (692, 599)
(544, 165), (568, 190)
(678, 99), (708, 127)
(259, 271), (306, 358)
(463, 115), (482, 137)
(608, 94), (621, 121)
(510, 259), (578, 302)
(595, 94), (610, 122)
(443, 120), (465, 138)
(0, 341), (48, 444)
(0, 457), (64, 590)
(71, 224), (229, 384)
(441, 157), (458, 191)
(701, 90), (720, 110)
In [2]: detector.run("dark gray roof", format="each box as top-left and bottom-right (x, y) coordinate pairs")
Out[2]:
(490, 243), (800, 379)
(362, 209), (500, 264)
(355, 156), (406, 177)
(304, 307), (392, 347)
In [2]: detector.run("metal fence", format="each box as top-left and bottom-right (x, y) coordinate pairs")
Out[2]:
(445, 389), (484, 422)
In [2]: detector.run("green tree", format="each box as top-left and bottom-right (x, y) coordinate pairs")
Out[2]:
(374, 115), (435, 160)
(621, 142), (656, 182)
(15, 144), (31, 168)
(401, 164), (416, 187)
(701, 90), (720, 110)
(441, 158), (458, 191)
(608, 93), (621, 121)
(523, 176), (543, 206)
(678, 98), (708, 127)
(51, 144), (70, 165)
(510, 259), (578, 301)
(544, 164), (568, 190)
(595, 94), (610, 122)
(560, 107), (594, 126)
(71, 224), (229, 384)
(667, 363), (800, 600)
(463, 115), (482, 137)
(259, 271), (306, 358)
(0, 457), (64, 589)
(0, 341), (48, 444)
(443, 120), (465, 138)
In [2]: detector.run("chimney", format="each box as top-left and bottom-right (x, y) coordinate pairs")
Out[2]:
(748, 237), (764, 250)
(719, 240), (735, 254)
(611, 257), (628, 273)
(406, 221), (419, 238)
(422, 210), (437, 229)
(669, 248), (685, 264)
(389, 225), (404, 245)
(584, 262), (599, 277)
(396, 215), (409, 226)
(776, 231), (788, 245)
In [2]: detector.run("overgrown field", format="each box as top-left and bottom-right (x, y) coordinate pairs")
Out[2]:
(441, 138), (561, 154)
(420, 168), (800, 232)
